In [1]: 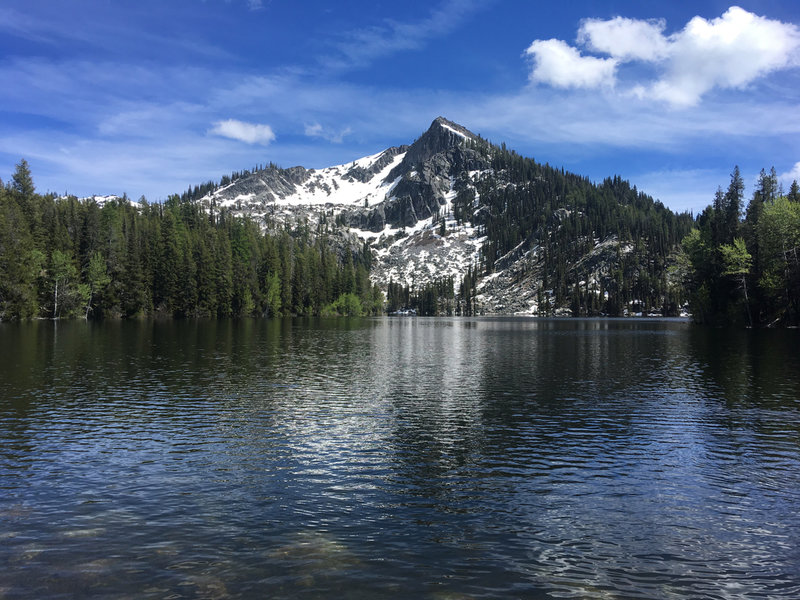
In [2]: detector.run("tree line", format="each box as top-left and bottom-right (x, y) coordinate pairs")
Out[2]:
(0, 160), (382, 320)
(4, 157), (799, 326)
(386, 276), (459, 316)
(682, 167), (800, 326)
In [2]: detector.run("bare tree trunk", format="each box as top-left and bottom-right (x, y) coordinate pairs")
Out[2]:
(741, 274), (753, 327)
(53, 280), (59, 320)
(84, 286), (93, 320)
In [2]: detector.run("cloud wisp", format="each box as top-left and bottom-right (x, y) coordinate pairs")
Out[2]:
(304, 122), (353, 144)
(322, 0), (487, 70)
(525, 6), (800, 106)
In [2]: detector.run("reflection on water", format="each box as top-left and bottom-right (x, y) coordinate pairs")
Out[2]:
(1, 317), (800, 598)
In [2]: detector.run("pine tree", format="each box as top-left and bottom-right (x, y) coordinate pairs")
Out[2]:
(789, 180), (800, 203)
(0, 191), (43, 319)
(214, 228), (233, 317)
(155, 210), (180, 313)
(724, 166), (744, 244)
(11, 159), (35, 199)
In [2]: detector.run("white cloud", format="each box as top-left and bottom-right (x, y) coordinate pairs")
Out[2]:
(466, 85), (800, 154)
(525, 39), (617, 89)
(3, 4), (798, 213)
(209, 119), (275, 144)
(528, 6), (800, 107)
(780, 161), (800, 183)
(578, 16), (669, 61)
(647, 7), (800, 106)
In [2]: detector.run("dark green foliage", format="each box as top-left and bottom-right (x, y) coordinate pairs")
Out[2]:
(458, 266), (478, 316)
(0, 191), (44, 319)
(683, 166), (800, 326)
(0, 162), (378, 320)
(322, 292), (363, 317)
(386, 276), (455, 316)
(457, 145), (694, 314)
(11, 159), (35, 198)
(788, 180), (800, 203)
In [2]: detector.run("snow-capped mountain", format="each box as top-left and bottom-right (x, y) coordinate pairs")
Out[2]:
(202, 117), (490, 297)
(200, 117), (692, 315)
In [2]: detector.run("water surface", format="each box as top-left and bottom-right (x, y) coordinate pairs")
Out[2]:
(1, 318), (799, 598)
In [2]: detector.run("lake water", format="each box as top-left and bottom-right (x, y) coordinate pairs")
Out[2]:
(1, 317), (799, 599)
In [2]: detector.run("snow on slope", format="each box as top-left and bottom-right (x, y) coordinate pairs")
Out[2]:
(366, 177), (485, 294)
(288, 150), (406, 207)
(61, 194), (121, 206)
(205, 118), (490, 294)
(216, 149), (406, 210)
(439, 121), (469, 140)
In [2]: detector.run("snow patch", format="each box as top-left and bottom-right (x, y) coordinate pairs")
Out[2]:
(74, 194), (121, 206)
(279, 151), (406, 207)
(440, 122), (469, 140)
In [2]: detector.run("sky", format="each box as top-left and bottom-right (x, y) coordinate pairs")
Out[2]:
(1, 0), (799, 214)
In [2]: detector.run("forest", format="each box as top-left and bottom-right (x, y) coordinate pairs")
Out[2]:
(2, 157), (799, 326)
(682, 167), (800, 326)
(0, 160), (383, 321)
(450, 139), (696, 316)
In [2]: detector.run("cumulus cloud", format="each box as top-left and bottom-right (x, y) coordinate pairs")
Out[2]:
(646, 7), (800, 106)
(527, 6), (800, 106)
(781, 161), (800, 184)
(525, 39), (617, 89)
(578, 16), (669, 61)
(209, 119), (275, 144)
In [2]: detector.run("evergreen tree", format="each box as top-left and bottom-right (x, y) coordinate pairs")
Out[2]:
(683, 167), (800, 326)
(0, 188), (43, 319)
(11, 159), (35, 199)
(155, 210), (181, 313)
(724, 166), (744, 243)
(788, 180), (800, 203)
(214, 228), (233, 317)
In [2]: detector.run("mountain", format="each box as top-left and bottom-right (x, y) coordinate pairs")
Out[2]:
(197, 117), (695, 316)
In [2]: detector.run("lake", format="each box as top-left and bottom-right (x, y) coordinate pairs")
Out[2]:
(1, 317), (799, 599)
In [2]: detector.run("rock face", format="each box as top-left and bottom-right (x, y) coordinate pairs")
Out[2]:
(376, 118), (490, 230)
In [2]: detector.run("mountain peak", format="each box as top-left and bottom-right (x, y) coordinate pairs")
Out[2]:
(396, 117), (478, 172)
(429, 116), (476, 140)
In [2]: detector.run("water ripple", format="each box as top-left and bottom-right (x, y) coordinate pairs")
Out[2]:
(1, 318), (799, 598)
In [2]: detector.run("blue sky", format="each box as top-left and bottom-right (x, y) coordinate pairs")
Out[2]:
(1, 1), (799, 214)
